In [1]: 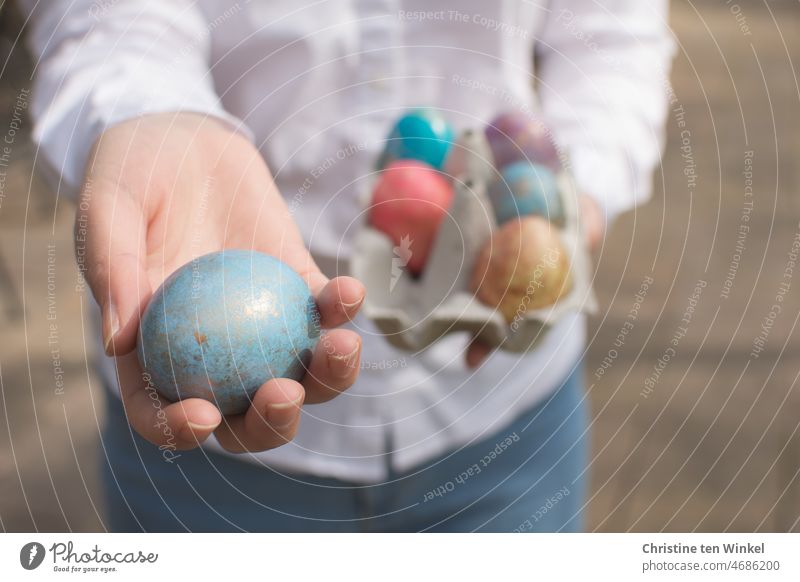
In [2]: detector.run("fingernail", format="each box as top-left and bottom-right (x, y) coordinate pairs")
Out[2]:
(181, 421), (218, 441)
(103, 304), (120, 355)
(328, 340), (361, 378)
(336, 296), (364, 315)
(266, 396), (303, 430)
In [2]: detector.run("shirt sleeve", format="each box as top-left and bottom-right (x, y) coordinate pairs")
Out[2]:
(18, 0), (251, 199)
(535, 0), (676, 224)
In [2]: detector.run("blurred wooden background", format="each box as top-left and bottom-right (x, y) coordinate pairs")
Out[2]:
(0, 0), (798, 531)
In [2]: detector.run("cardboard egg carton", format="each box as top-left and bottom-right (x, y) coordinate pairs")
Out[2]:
(351, 129), (597, 353)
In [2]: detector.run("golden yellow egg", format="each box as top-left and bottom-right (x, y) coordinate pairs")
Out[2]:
(470, 216), (572, 323)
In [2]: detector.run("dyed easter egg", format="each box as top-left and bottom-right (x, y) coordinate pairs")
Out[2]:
(137, 250), (320, 415)
(470, 216), (572, 323)
(488, 161), (563, 225)
(369, 160), (454, 276)
(485, 111), (561, 171)
(377, 109), (455, 170)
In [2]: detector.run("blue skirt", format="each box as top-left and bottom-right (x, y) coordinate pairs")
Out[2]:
(100, 363), (589, 532)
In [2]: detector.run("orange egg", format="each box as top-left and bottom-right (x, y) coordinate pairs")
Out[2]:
(470, 216), (572, 323)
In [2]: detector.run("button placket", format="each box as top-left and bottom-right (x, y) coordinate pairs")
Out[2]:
(350, 0), (403, 456)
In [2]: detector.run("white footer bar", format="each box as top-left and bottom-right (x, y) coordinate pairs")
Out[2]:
(1, 533), (798, 581)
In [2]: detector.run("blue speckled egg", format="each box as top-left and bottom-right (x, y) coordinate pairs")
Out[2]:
(377, 109), (454, 170)
(137, 250), (320, 415)
(488, 161), (563, 225)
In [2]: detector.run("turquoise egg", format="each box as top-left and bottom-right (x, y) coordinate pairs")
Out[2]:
(488, 161), (563, 225)
(377, 109), (454, 170)
(137, 250), (320, 415)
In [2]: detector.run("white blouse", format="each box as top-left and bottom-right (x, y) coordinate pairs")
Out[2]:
(21, 0), (674, 481)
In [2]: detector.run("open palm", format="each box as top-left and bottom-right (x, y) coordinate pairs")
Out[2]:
(80, 113), (364, 452)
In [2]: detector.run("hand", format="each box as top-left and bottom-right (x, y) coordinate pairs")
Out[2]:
(578, 193), (604, 252)
(465, 193), (604, 368)
(79, 112), (365, 452)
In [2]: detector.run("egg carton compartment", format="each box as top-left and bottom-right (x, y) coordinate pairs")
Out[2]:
(351, 131), (597, 353)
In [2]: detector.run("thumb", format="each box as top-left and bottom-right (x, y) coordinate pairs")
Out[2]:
(466, 337), (493, 369)
(261, 230), (365, 329)
(78, 177), (151, 356)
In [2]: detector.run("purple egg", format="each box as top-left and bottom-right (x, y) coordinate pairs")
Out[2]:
(485, 111), (562, 171)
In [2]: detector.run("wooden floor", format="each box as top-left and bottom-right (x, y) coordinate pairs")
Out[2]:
(1, 0), (798, 531)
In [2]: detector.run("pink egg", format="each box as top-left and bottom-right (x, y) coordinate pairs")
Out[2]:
(369, 160), (454, 276)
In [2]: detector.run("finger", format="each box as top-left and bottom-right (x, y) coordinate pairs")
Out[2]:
(214, 378), (304, 453)
(315, 276), (366, 328)
(79, 172), (151, 356)
(579, 194), (605, 251)
(116, 353), (222, 450)
(466, 338), (493, 369)
(272, 244), (365, 327)
(302, 329), (361, 404)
